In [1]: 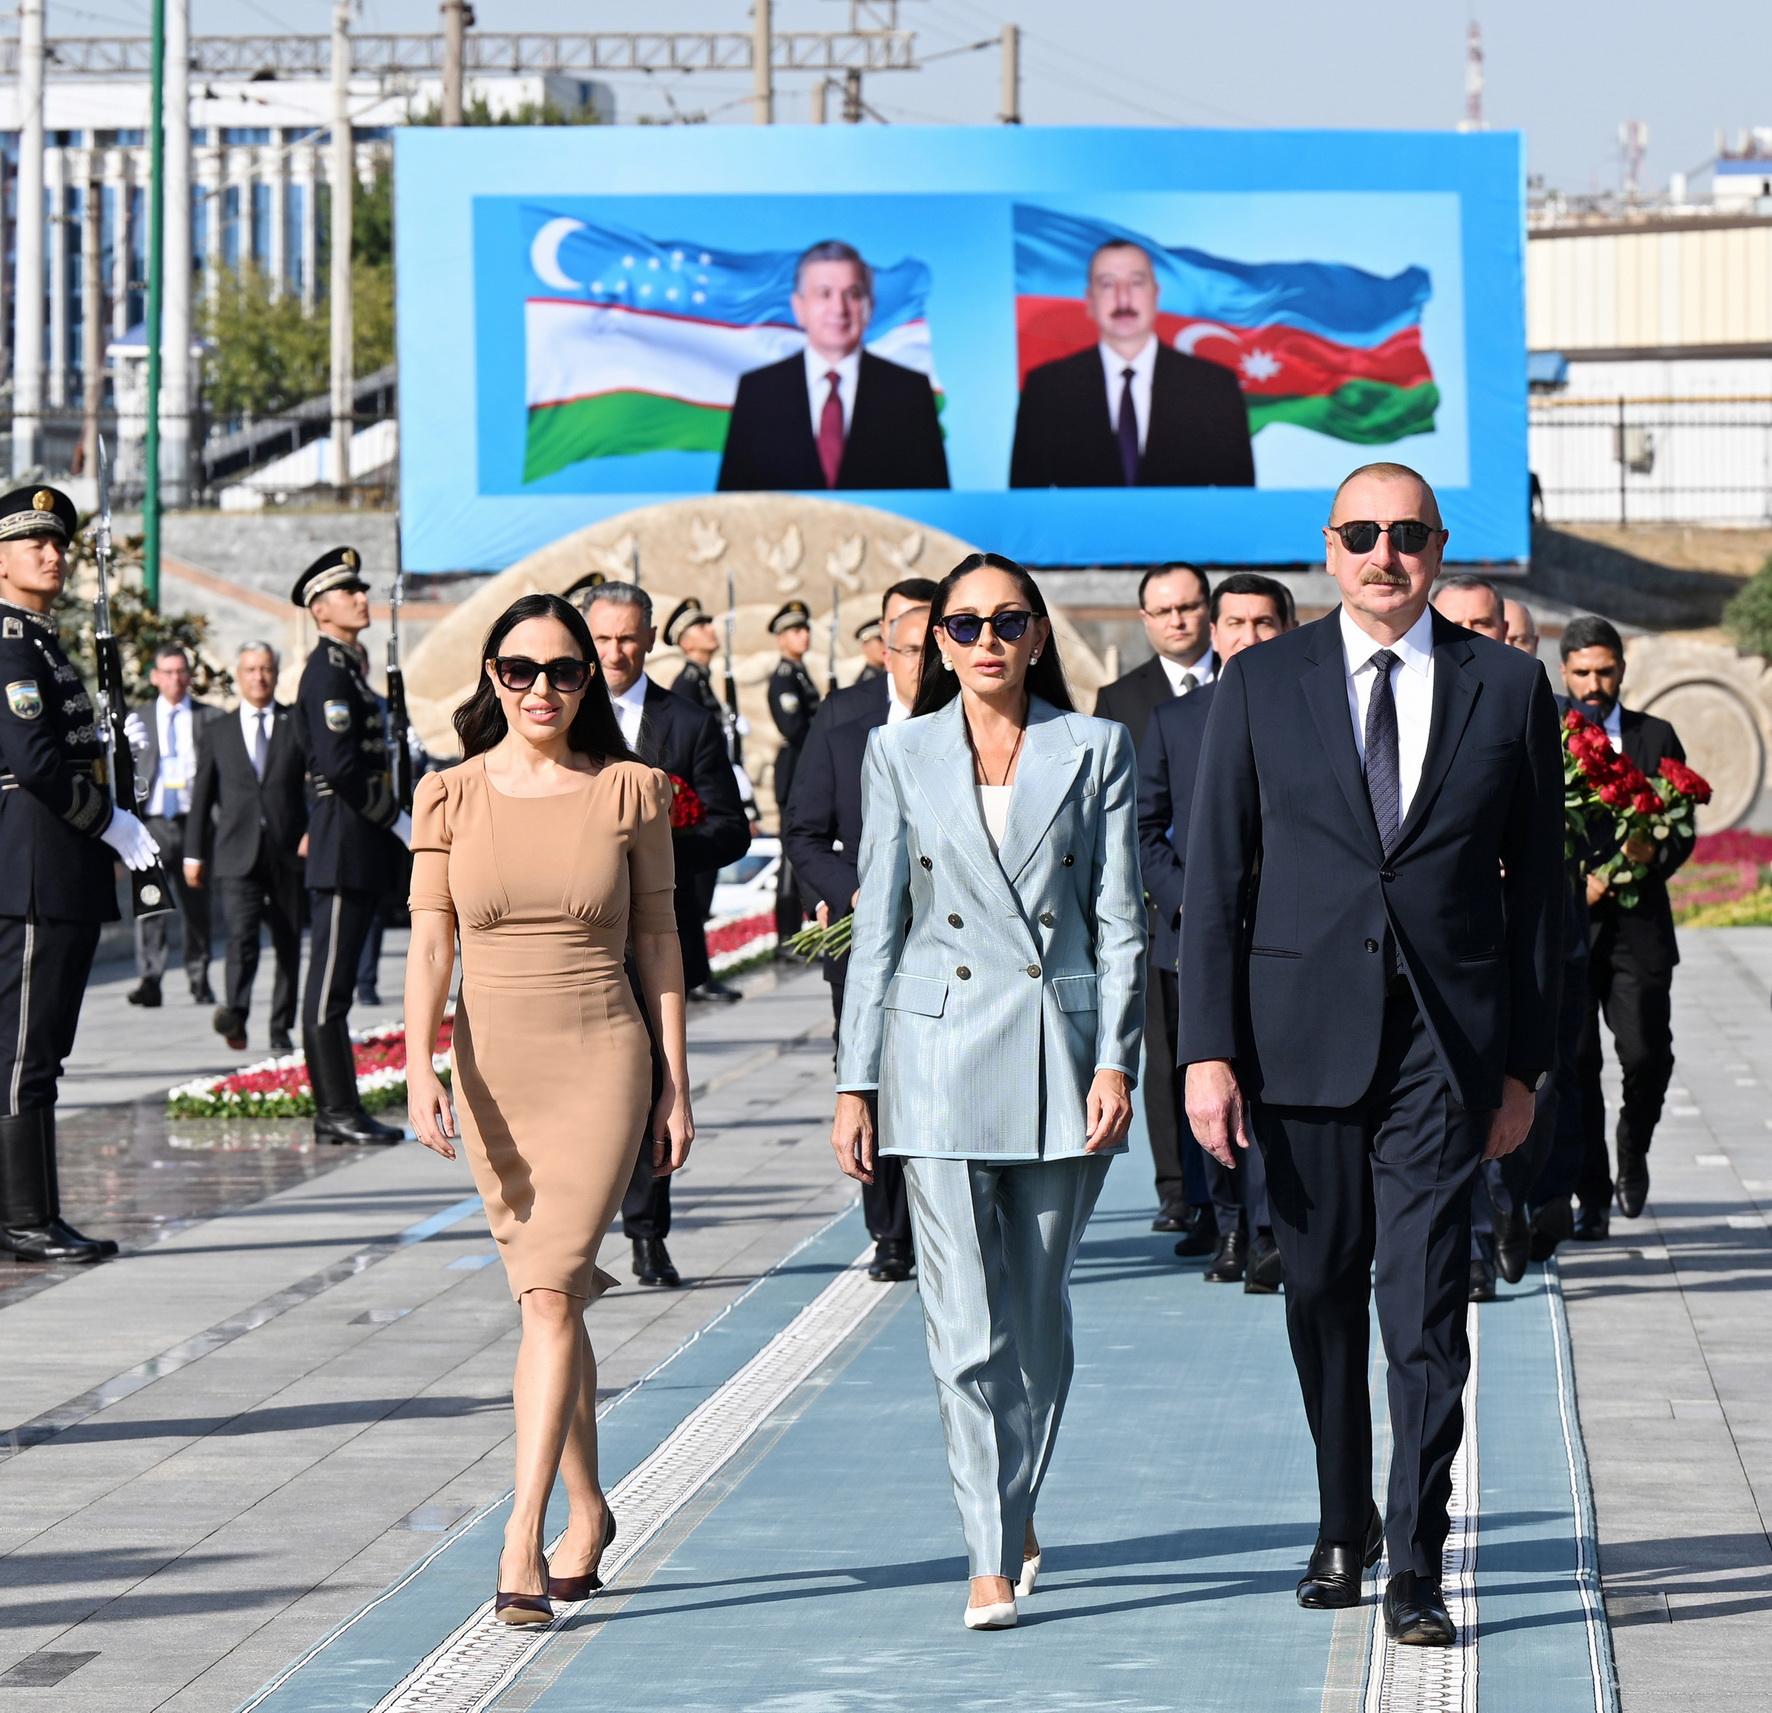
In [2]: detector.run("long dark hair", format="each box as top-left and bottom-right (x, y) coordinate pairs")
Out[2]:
(453, 593), (633, 762)
(911, 552), (1075, 719)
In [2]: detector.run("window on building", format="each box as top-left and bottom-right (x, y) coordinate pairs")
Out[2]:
(222, 127), (273, 146)
(252, 181), (273, 272)
(129, 184), (148, 329)
(223, 185), (241, 271)
(286, 181), (307, 296)
(353, 126), (393, 143)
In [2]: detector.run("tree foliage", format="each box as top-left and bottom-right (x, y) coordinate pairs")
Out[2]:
(1723, 556), (1772, 661)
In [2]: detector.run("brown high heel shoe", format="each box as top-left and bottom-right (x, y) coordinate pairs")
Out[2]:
(494, 1542), (552, 1626)
(546, 1508), (618, 1602)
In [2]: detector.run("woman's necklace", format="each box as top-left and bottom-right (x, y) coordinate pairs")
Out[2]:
(968, 716), (1027, 788)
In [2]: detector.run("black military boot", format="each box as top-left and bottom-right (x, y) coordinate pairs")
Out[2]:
(307, 1026), (401, 1146)
(36, 1111), (118, 1257)
(0, 1112), (106, 1264)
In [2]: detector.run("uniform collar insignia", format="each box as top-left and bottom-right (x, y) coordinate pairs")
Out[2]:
(0, 597), (54, 634)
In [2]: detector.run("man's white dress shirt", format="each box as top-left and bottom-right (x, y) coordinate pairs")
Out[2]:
(1098, 337), (1158, 453)
(148, 695), (196, 817)
(1159, 648), (1216, 698)
(611, 674), (649, 753)
(886, 679), (912, 725)
(803, 346), (862, 439)
(239, 701), (274, 780)
(1340, 604), (1436, 822)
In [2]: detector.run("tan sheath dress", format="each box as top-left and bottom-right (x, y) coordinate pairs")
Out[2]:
(408, 756), (677, 1301)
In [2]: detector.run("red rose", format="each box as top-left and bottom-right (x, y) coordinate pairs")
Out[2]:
(1563, 709), (1587, 732)
(1658, 756), (1713, 805)
(666, 773), (706, 831)
(1598, 782), (1628, 807)
(1632, 789), (1663, 815)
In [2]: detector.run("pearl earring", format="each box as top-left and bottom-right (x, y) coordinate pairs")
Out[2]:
(942, 656), (955, 672)
(1031, 652), (1041, 663)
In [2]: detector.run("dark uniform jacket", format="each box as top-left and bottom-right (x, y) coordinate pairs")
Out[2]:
(296, 638), (402, 892)
(768, 657), (821, 812)
(1136, 683), (1217, 978)
(670, 659), (723, 723)
(0, 600), (119, 922)
(187, 702), (308, 879)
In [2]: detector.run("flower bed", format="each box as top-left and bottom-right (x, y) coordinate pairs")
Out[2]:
(1672, 831), (1772, 925)
(167, 1019), (454, 1120)
(707, 911), (777, 975)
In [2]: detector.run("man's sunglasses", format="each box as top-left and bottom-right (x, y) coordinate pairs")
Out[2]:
(1331, 520), (1441, 556)
(493, 654), (593, 694)
(936, 609), (1035, 646)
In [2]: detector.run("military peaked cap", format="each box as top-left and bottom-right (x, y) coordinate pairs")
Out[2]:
(291, 545), (368, 607)
(854, 617), (882, 644)
(769, 599), (812, 636)
(663, 597), (714, 649)
(0, 484), (76, 545)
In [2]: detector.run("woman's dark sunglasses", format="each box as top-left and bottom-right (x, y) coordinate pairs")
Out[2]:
(1332, 520), (1440, 556)
(493, 654), (592, 694)
(936, 609), (1035, 646)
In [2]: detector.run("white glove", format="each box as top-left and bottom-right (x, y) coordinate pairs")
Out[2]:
(123, 711), (148, 753)
(101, 807), (162, 872)
(406, 725), (424, 767)
(392, 811), (413, 849)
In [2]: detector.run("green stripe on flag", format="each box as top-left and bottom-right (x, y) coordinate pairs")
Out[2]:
(1247, 380), (1440, 445)
(524, 393), (731, 484)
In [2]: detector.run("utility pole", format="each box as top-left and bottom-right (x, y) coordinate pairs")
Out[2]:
(753, 0), (774, 124)
(441, 0), (468, 125)
(0, 153), (10, 389)
(330, 0), (354, 494)
(164, 0), (192, 509)
(145, 0), (166, 607)
(810, 79), (827, 124)
(81, 160), (104, 480)
(11, 0), (45, 470)
(842, 68), (864, 123)
(999, 23), (1021, 124)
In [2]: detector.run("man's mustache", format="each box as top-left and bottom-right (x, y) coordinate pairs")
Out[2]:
(1359, 568), (1410, 587)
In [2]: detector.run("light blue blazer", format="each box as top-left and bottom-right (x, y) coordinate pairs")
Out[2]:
(835, 695), (1146, 1160)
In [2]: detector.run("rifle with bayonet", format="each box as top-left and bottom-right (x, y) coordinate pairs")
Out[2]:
(90, 439), (174, 919)
(719, 562), (743, 768)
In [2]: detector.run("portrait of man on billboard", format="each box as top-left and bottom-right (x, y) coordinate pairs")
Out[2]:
(717, 239), (950, 492)
(1010, 239), (1256, 489)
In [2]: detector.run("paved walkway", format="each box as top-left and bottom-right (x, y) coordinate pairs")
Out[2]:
(0, 934), (1768, 1709)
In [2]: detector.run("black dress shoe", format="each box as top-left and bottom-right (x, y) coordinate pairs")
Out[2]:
(1468, 1247), (1497, 1303)
(1244, 1234), (1285, 1294)
(1572, 1203), (1610, 1242)
(213, 1006), (248, 1051)
(269, 1030), (295, 1053)
(1172, 1207), (1219, 1258)
(357, 987), (382, 1007)
(1493, 1206), (1530, 1285)
(867, 1240), (914, 1283)
(1615, 1165), (1649, 1220)
(632, 1238), (681, 1287)
(315, 1109), (403, 1147)
(126, 980), (162, 1008)
(1297, 1505), (1383, 1609)
(1203, 1230), (1247, 1284)
(1150, 1200), (1189, 1233)
(695, 979), (744, 1004)
(1529, 1197), (1573, 1262)
(191, 981), (217, 1006)
(1, 1221), (107, 1264)
(1383, 1570), (1455, 1645)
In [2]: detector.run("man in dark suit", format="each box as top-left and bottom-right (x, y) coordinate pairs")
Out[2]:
(1180, 463), (1563, 1646)
(717, 239), (948, 492)
(124, 644), (223, 1008)
(1560, 615), (1693, 1235)
(1138, 573), (1294, 1291)
(1011, 239), (1255, 489)
(586, 582), (752, 1287)
(1094, 563), (1216, 1244)
(812, 578), (939, 737)
(784, 598), (930, 1283)
(184, 642), (308, 1054)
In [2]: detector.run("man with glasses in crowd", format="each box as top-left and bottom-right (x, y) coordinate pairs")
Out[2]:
(1095, 562), (1217, 1249)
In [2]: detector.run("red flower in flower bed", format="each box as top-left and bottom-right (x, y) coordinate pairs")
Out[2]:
(667, 773), (706, 830)
(706, 911), (775, 956)
(1694, 830), (1772, 865)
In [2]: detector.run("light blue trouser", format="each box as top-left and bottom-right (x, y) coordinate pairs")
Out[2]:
(901, 1152), (1111, 1580)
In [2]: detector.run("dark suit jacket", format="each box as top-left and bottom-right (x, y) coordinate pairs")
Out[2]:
(1178, 610), (1565, 1111)
(133, 695), (223, 815)
(632, 679), (751, 989)
(187, 702), (308, 878)
(811, 672), (890, 735)
(1588, 704), (1692, 977)
(1010, 344), (1255, 489)
(1136, 684), (1217, 977)
(716, 350), (949, 491)
(1092, 654), (1199, 752)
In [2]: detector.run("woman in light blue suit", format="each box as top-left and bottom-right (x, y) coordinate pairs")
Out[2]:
(830, 552), (1146, 1630)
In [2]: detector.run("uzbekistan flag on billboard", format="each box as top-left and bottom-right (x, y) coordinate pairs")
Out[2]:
(1014, 205), (1438, 443)
(521, 207), (938, 483)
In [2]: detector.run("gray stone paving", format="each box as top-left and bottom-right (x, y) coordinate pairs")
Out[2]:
(1563, 928), (1772, 1711)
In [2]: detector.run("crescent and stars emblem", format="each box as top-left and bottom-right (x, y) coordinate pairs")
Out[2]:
(531, 217), (589, 292)
(1172, 324), (1282, 384)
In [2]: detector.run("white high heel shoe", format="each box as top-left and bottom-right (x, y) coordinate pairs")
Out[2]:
(963, 1597), (1018, 1630)
(1016, 1552), (1042, 1598)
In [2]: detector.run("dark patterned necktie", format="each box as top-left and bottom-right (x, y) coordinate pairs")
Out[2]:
(1116, 366), (1139, 486)
(1364, 649), (1400, 849)
(251, 710), (269, 780)
(817, 370), (844, 488)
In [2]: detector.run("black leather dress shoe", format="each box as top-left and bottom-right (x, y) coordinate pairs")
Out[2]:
(1203, 1230), (1247, 1284)
(1150, 1200), (1189, 1233)
(1244, 1234), (1285, 1294)
(270, 1029), (295, 1053)
(126, 980), (162, 1008)
(1297, 1505), (1383, 1609)
(1172, 1210), (1218, 1258)
(693, 979), (744, 1004)
(867, 1241), (914, 1282)
(1615, 1165), (1649, 1220)
(191, 981), (217, 1006)
(1383, 1570), (1455, 1645)
(1493, 1207), (1530, 1285)
(1572, 1202), (1610, 1242)
(315, 1108), (403, 1146)
(1468, 1247), (1497, 1303)
(632, 1238), (681, 1288)
(1529, 1197), (1573, 1261)
(1, 1221), (107, 1265)
(213, 1006), (248, 1051)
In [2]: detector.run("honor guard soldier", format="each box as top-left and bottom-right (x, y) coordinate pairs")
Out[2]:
(767, 600), (820, 944)
(0, 486), (160, 1262)
(854, 616), (886, 682)
(292, 548), (410, 1147)
(665, 597), (723, 722)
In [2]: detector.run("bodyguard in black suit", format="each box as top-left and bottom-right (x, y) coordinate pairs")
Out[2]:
(783, 599), (929, 1283)
(1180, 466), (1563, 1646)
(185, 643), (308, 1053)
(1559, 616), (1694, 1230)
(1094, 563), (1217, 1239)
(717, 240), (948, 492)
(1010, 239), (1254, 489)
(1137, 574), (1294, 1290)
(584, 581), (752, 1286)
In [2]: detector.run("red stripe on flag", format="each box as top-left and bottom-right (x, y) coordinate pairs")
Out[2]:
(1015, 297), (1433, 399)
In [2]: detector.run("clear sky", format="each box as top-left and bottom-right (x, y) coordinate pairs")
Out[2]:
(48, 0), (1772, 194)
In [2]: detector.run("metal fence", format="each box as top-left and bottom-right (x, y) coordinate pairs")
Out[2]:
(1530, 397), (1772, 526)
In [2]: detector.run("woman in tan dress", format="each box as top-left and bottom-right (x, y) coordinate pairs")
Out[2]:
(403, 592), (692, 1625)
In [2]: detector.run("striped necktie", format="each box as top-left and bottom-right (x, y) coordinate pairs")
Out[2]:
(1363, 649), (1400, 850)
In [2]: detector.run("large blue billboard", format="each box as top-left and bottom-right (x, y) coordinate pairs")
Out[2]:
(394, 127), (1526, 572)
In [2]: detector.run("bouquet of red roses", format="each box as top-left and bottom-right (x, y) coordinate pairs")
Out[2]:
(666, 773), (706, 832)
(1562, 710), (1711, 908)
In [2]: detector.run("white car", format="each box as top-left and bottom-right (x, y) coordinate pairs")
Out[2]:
(710, 835), (781, 921)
